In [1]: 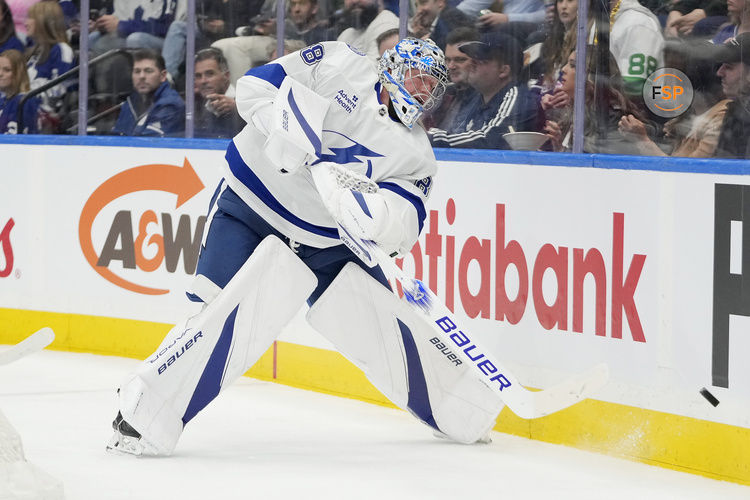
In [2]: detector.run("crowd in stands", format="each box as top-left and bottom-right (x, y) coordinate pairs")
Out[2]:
(0, 0), (749, 159)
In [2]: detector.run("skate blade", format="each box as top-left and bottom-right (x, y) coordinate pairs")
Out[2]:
(106, 430), (146, 457)
(432, 429), (492, 444)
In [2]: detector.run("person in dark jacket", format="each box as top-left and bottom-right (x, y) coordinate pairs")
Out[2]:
(113, 49), (185, 136)
(193, 47), (243, 138)
(715, 33), (750, 158)
(428, 31), (541, 149)
(408, 0), (472, 51)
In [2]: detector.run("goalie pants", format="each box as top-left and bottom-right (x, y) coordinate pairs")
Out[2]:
(189, 185), (391, 305)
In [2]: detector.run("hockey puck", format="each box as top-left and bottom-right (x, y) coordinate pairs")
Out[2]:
(699, 387), (720, 407)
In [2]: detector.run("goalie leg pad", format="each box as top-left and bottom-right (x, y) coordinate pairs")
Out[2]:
(117, 235), (317, 455)
(306, 263), (504, 444)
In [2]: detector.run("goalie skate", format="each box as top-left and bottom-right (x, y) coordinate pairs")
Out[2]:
(106, 412), (157, 457)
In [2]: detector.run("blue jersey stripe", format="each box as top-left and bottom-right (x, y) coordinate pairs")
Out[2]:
(377, 182), (426, 234)
(245, 63), (287, 89)
(225, 141), (339, 239)
(287, 89), (322, 155)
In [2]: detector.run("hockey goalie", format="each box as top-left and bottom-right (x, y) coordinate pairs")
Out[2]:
(105, 37), (513, 456)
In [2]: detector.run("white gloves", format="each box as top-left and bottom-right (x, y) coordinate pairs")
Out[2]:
(250, 77), (329, 176)
(250, 101), (314, 175)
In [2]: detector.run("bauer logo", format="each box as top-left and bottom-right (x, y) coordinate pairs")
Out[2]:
(0, 218), (15, 278)
(78, 158), (206, 295)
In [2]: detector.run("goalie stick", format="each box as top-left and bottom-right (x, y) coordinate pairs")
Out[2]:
(0, 328), (55, 366)
(310, 163), (608, 419)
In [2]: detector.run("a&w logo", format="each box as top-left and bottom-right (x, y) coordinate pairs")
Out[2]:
(79, 158), (206, 295)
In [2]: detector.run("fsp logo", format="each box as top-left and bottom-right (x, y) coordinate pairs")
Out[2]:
(643, 68), (694, 118)
(78, 159), (206, 295)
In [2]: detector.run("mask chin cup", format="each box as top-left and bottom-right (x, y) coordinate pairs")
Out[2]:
(382, 72), (423, 129)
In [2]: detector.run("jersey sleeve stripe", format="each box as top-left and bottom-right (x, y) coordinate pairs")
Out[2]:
(377, 181), (427, 234)
(287, 89), (322, 155)
(244, 63), (288, 89)
(225, 141), (339, 238)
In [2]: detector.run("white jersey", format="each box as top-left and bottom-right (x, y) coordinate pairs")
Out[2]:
(611, 0), (664, 95)
(336, 10), (399, 64)
(227, 41), (437, 251)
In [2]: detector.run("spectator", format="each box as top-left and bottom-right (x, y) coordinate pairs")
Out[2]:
(609, 0), (665, 98)
(606, 0), (665, 97)
(422, 26), (478, 129)
(538, 0), (578, 89)
(113, 49), (185, 136)
(0, 0), (23, 53)
(193, 48), (243, 138)
(429, 32), (541, 149)
(287, 0), (331, 43)
(212, 0), (333, 85)
(26, 1), (75, 102)
(712, 0), (749, 44)
(618, 97), (730, 157)
(5, 0), (34, 42)
(714, 33), (750, 158)
(408, 0), (472, 51)
(467, 0), (545, 46)
(376, 27), (400, 55)
(458, 0), (545, 23)
(666, 0), (728, 39)
(543, 47), (644, 154)
(0, 48), (39, 133)
(89, 0), (175, 55)
(335, 0), (398, 62)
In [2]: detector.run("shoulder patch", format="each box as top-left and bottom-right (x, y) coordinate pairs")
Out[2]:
(300, 44), (325, 65)
(414, 176), (432, 196)
(345, 44), (366, 56)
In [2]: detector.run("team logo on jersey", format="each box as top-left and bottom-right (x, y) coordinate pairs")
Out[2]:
(317, 130), (383, 172)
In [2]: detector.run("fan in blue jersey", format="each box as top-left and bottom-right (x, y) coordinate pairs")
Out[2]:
(25, 1), (75, 99)
(105, 38), (477, 457)
(0, 49), (39, 134)
(0, 0), (24, 54)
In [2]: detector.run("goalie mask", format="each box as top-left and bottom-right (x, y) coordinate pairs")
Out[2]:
(378, 37), (448, 129)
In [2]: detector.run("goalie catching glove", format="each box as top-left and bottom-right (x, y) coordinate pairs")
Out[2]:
(315, 163), (408, 257)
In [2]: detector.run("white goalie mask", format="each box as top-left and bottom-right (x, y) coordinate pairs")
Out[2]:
(378, 37), (449, 129)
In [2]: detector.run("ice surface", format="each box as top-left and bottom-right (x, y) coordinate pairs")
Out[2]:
(0, 351), (748, 500)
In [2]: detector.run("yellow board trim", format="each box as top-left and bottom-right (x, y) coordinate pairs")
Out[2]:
(1, 307), (748, 486)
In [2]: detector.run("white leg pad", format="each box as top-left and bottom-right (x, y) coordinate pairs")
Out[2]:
(306, 263), (504, 444)
(118, 235), (317, 455)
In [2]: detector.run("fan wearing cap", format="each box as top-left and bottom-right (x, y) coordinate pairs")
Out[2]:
(715, 33), (750, 158)
(428, 31), (541, 149)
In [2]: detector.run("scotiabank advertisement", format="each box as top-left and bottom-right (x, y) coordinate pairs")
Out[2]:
(1, 142), (749, 430)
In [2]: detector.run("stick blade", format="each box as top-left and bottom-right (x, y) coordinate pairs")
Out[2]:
(0, 327), (56, 366)
(524, 363), (609, 419)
